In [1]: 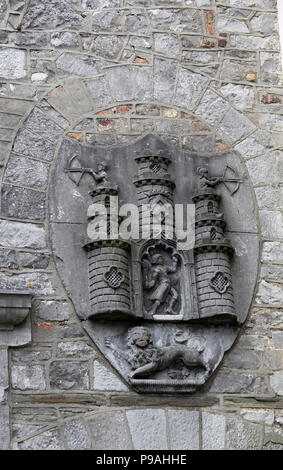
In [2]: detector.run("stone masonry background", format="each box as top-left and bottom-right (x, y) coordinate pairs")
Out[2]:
(0, 0), (282, 450)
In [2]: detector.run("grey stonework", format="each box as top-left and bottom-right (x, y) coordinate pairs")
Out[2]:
(0, 0), (281, 451)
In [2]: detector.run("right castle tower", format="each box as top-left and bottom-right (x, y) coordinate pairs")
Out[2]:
(192, 168), (237, 324)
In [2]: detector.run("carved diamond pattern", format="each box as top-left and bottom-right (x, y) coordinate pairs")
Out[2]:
(210, 272), (230, 294)
(104, 266), (124, 289)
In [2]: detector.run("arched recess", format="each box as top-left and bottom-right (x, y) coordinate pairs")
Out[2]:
(1, 63), (279, 370)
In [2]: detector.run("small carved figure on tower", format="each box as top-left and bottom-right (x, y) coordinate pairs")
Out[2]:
(142, 253), (179, 317)
(198, 167), (222, 191)
(65, 155), (109, 187)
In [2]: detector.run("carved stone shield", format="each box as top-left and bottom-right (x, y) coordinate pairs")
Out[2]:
(50, 134), (259, 393)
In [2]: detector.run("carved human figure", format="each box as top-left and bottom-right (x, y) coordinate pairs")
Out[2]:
(198, 167), (222, 191)
(89, 161), (109, 186)
(142, 253), (179, 316)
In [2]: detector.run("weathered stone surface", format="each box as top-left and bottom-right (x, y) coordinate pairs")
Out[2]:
(15, 32), (48, 47)
(260, 52), (280, 84)
(105, 66), (134, 102)
(219, 83), (255, 110)
(0, 249), (18, 268)
(51, 32), (79, 48)
(60, 419), (91, 450)
(217, 17), (249, 33)
(174, 68), (209, 110)
(24, 108), (63, 144)
(256, 281), (283, 306)
(92, 10), (122, 32)
(86, 77), (113, 109)
(210, 370), (268, 394)
(154, 33), (180, 57)
(13, 128), (55, 162)
(0, 48), (26, 79)
(216, 108), (256, 145)
(195, 89), (229, 126)
(58, 341), (95, 359)
(202, 413), (225, 450)
(4, 154), (49, 190)
(83, 0), (120, 8)
(132, 66), (152, 102)
(19, 429), (64, 450)
(154, 58), (177, 103)
(260, 264), (283, 283)
(92, 35), (124, 59)
(22, 0), (84, 30)
(0, 405), (10, 450)
(93, 361), (128, 391)
(255, 184), (283, 210)
(0, 273), (53, 295)
(270, 374), (283, 396)
(265, 351), (283, 371)
(11, 365), (46, 391)
(19, 252), (50, 269)
(272, 332), (283, 349)
(223, 349), (261, 370)
(11, 350), (51, 363)
(56, 53), (98, 77)
(168, 410), (200, 450)
(0, 349), (8, 390)
(33, 300), (70, 322)
(49, 361), (89, 390)
(240, 409), (274, 426)
(259, 113), (283, 132)
(251, 13), (277, 35)
(259, 211), (283, 239)
(226, 418), (263, 450)
(47, 78), (94, 119)
(88, 411), (133, 450)
(127, 409), (167, 450)
(230, 35), (279, 51)
(1, 184), (46, 221)
(0, 220), (46, 249)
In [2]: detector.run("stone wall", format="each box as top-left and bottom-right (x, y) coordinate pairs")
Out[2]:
(0, 0), (283, 450)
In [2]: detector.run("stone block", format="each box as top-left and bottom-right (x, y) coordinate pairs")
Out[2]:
(56, 53), (98, 77)
(219, 83), (255, 110)
(132, 66), (152, 102)
(223, 348), (261, 370)
(93, 360), (128, 391)
(195, 89), (229, 126)
(24, 108), (63, 144)
(126, 409), (168, 450)
(270, 373), (283, 396)
(11, 350), (51, 363)
(226, 418), (263, 450)
(0, 273), (53, 295)
(33, 300), (70, 322)
(4, 154), (49, 191)
(92, 35), (124, 60)
(105, 66), (134, 102)
(87, 411), (133, 450)
(22, 0), (84, 30)
(0, 48), (26, 79)
(51, 32), (79, 48)
(0, 249), (18, 268)
(259, 211), (283, 239)
(49, 361), (89, 390)
(217, 17), (249, 33)
(210, 370), (268, 394)
(57, 341), (95, 359)
(86, 76), (113, 109)
(202, 413), (225, 450)
(216, 108), (256, 145)
(272, 332), (283, 349)
(15, 32), (48, 47)
(265, 351), (283, 371)
(168, 410), (200, 450)
(240, 409), (274, 426)
(174, 68), (209, 111)
(0, 220), (46, 249)
(255, 184), (283, 210)
(11, 365), (46, 391)
(19, 429), (64, 450)
(154, 33), (180, 57)
(154, 58), (177, 104)
(256, 281), (283, 306)
(0, 405), (10, 450)
(60, 419), (91, 450)
(13, 128), (55, 162)
(1, 184), (46, 221)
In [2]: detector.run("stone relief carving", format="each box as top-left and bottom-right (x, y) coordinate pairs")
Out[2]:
(52, 134), (259, 393)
